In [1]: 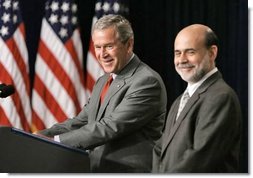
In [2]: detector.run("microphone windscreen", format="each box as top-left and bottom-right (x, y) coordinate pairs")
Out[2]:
(0, 83), (6, 89)
(0, 85), (15, 98)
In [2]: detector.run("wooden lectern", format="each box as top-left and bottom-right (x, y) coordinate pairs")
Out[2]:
(0, 126), (90, 173)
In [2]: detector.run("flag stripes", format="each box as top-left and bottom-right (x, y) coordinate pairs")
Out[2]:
(1, 0), (129, 132)
(31, 0), (87, 131)
(0, 0), (31, 131)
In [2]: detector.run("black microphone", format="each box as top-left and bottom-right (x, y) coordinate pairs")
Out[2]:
(0, 84), (15, 98)
(0, 83), (6, 89)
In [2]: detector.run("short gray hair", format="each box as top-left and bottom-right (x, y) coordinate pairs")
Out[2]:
(92, 14), (134, 44)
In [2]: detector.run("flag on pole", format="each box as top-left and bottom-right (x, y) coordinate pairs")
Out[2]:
(31, 0), (87, 131)
(85, 0), (129, 94)
(0, 0), (32, 131)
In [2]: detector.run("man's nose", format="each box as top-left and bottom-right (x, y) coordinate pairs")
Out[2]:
(178, 53), (188, 63)
(101, 47), (108, 57)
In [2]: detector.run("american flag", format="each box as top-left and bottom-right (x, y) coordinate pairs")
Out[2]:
(85, 0), (129, 94)
(31, 0), (87, 131)
(0, 0), (31, 131)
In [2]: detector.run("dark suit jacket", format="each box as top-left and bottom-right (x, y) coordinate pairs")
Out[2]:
(152, 71), (242, 173)
(39, 55), (167, 172)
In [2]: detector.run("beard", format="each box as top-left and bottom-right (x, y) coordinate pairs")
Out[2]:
(188, 68), (207, 83)
(177, 57), (211, 83)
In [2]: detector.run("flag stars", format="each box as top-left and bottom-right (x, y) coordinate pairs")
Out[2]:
(48, 14), (58, 24)
(59, 27), (68, 38)
(45, 3), (49, 11)
(94, 2), (128, 15)
(13, 1), (19, 10)
(61, 2), (69, 12)
(3, 0), (11, 10)
(0, 0), (21, 39)
(0, 26), (9, 37)
(113, 2), (120, 13)
(45, 1), (80, 42)
(13, 15), (17, 23)
(50, 1), (59, 12)
(102, 2), (110, 12)
(1, 12), (10, 23)
(71, 3), (77, 13)
(60, 15), (68, 25)
(71, 16), (77, 25)
(95, 2), (102, 11)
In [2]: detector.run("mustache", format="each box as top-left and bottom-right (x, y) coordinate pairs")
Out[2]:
(177, 63), (195, 68)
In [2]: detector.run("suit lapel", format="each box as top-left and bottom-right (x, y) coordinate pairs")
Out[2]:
(90, 76), (108, 120)
(161, 95), (199, 156)
(161, 71), (222, 157)
(96, 55), (141, 121)
(97, 79), (125, 120)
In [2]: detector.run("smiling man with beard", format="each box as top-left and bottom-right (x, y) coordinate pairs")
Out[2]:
(152, 24), (242, 173)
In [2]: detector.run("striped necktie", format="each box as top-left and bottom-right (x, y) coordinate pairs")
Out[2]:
(176, 90), (190, 121)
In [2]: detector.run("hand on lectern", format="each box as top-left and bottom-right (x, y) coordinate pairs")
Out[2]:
(33, 131), (53, 140)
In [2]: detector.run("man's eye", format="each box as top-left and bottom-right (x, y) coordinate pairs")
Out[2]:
(187, 50), (195, 55)
(174, 52), (181, 56)
(106, 46), (113, 50)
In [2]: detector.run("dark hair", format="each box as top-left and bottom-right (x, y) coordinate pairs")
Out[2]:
(205, 29), (219, 48)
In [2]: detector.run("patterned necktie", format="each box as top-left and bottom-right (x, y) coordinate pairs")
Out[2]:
(176, 90), (190, 121)
(100, 75), (113, 103)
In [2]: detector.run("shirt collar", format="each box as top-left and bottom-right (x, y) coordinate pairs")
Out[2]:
(186, 67), (218, 97)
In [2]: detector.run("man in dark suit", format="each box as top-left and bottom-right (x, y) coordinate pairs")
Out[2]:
(152, 24), (242, 173)
(36, 15), (167, 173)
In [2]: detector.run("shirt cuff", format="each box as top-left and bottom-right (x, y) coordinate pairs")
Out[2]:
(54, 135), (60, 142)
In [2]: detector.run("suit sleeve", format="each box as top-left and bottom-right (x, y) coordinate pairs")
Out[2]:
(169, 90), (241, 172)
(152, 136), (162, 172)
(59, 75), (167, 149)
(38, 100), (89, 137)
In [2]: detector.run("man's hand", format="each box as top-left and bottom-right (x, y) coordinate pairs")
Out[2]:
(33, 132), (53, 140)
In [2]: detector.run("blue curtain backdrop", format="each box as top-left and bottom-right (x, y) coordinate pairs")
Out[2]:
(20, 0), (248, 172)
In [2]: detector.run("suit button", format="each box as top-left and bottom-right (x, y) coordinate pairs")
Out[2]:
(159, 163), (163, 171)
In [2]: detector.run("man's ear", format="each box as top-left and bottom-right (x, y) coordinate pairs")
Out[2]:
(209, 45), (218, 61)
(127, 38), (134, 53)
